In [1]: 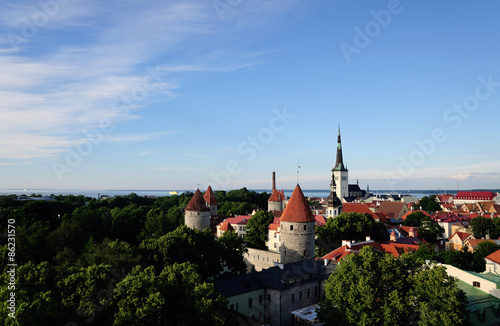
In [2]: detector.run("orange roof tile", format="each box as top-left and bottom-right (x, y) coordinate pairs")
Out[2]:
(280, 184), (315, 223)
(204, 186), (218, 205)
(376, 202), (406, 219)
(218, 221), (233, 232)
(268, 188), (281, 202)
(185, 189), (210, 212)
(342, 203), (378, 219)
(449, 231), (473, 242)
(486, 249), (500, 265)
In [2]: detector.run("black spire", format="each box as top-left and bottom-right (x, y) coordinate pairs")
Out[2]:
(334, 123), (347, 172)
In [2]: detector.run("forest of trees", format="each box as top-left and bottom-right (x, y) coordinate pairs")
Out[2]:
(0, 189), (268, 325)
(1, 190), (492, 325)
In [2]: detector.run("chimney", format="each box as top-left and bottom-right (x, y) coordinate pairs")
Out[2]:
(341, 240), (352, 248)
(409, 227), (415, 237)
(365, 236), (371, 242)
(272, 171), (276, 191)
(390, 230), (397, 242)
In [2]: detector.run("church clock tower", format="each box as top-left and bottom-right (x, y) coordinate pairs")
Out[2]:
(332, 123), (348, 200)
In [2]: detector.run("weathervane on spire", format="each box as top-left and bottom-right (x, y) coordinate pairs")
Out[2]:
(297, 162), (301, 184)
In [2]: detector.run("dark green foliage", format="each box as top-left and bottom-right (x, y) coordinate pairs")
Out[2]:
(216, 188), (269, 216)
(319, 247), (469, 326)
(244, 210), (274, 249)
(404, 212), (444, 242)
(470, 216), (493, 239)
(316, 212), (389, 255)
(414, 195), (441, 212)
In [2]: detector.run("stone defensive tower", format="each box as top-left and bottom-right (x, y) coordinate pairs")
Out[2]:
(185, 189), (211, 231)
(204, 185), (218, 216)
(279, 184), (316, 264)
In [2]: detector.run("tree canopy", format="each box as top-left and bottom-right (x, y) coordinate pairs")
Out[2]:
(244, 210), (274, 250)
(316, 212), (389, 255)
(319, 246), (469, 326)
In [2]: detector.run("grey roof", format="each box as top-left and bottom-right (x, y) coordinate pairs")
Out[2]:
(214, 259), (329, 297)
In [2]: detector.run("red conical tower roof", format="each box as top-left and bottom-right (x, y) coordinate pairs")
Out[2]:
(186, 189), (210, 212)
(268, 188), (281, 202)
(204, 186), (218, 205)
(280, 184), (315, 223)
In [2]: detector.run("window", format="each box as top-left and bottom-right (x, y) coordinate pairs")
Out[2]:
(274, 233), (277, 238)
(307, 289), (311, 298)
(304, 224), (307, 231)
(274, 243), (277, 248)
(259, 295), (263, 305)
(290, 225), (294, 231)
(291, 294), (295, 304)
(248, 298), (253, 308)
(299, 291), (303, 301)
(267, 294), (271, 304)
(473, 281), (481, 288)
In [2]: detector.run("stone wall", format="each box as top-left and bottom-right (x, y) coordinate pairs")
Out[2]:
(184, 210), (210, 231)
(280, 221), (315, 265)
(246, 248), (281, 272)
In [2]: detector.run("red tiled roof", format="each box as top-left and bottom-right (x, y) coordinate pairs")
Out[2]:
(486, 249), (500, 265)
(269, 223), (280, 231)
(401, 210), (430, 221)
(342, 203), (378, 219)
(280, 184), (315, 223)
(466, 239), (495, 247)
(226, 215), (252, 225)
(314, 215), (327, 227)
(218, 221), (233, 232)
(449, 231), (473, 242)
(268, 188), (281, 202)
(204, 186), (218, 205)
(321, 240), (418, 261)
(280, 189), (285, 201)
(185, 189), (210, 212)
(374, 212), (388, 223)
(376, 202), (406, 219)
(455, 191), (496, 201)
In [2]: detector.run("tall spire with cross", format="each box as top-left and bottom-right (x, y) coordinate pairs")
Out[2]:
(332, 123), (349, 200)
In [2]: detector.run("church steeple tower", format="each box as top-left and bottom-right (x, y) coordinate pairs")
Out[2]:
(334, 123), (347, 172)
(332, 123), (349, 200)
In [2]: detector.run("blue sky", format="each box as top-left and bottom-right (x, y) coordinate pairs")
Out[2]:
(1, 0), (499, 191)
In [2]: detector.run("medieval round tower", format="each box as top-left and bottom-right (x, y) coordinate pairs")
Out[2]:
(279, 184), (316, 264)
(185, 189), (211, 231)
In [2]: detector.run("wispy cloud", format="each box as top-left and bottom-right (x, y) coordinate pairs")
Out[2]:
(106, 131), (176, 144)
(0, 0), (302, 164)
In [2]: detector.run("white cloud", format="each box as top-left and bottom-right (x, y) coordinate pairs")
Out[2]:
(106, 131), (176, 144)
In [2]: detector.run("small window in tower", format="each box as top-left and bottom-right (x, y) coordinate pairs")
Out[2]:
(290, 225), (294, 231)
(304, 224), (307, 231)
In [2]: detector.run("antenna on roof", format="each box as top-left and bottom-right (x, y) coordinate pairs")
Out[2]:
(297, 162), (301, 184)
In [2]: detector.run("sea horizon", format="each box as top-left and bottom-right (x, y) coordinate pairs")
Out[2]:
(2, 188), (498, 199)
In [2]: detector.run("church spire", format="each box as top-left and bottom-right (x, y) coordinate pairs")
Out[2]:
(334, 123), (347, 172)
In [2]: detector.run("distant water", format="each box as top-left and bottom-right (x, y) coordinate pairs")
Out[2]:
(2, 188), (491, 199)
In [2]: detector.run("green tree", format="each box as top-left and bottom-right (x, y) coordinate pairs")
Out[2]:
(419, 216), (444, 243)
(139, 225), (224, 280)
(319, 247), (469, 326)
(244, 210), (274, 249)
(0, 262), (63, 326)
(316, 212), (389, 255)
(404, 212), (443, 243)
(217, 230), (248, 275)
(58, 264), (116, 324)
(470, 216), (493, 239)
(112, 263), (230, 326)
(415, 196), (441, 212)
